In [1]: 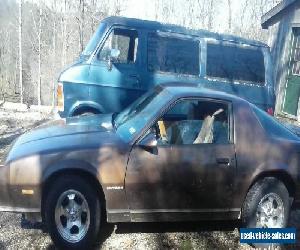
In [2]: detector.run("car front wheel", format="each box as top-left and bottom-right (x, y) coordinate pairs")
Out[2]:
(44, 175), (101, 249)
(242, 177), (290, 228)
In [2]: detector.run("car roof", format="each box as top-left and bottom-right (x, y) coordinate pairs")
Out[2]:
(157, 82), (245, 103)
(102, 16), (268, 48)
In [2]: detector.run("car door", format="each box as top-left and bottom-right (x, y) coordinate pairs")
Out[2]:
(89, 27), (144, 112)
(125, 98), (236, 218)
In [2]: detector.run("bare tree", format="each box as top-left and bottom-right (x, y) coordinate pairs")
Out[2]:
(78, 0), (85, 53)
(18, 0), (23, 103)
(207, 0), (215, 30)
(38, 2), (42, 105)
(227, 0), (232, 32)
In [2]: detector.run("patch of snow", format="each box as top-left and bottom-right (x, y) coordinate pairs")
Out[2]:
(29, 105), (53, 113)
(2, 102), (28, 112)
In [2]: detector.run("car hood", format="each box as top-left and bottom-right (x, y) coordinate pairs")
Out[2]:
(5, 113), (122, 164)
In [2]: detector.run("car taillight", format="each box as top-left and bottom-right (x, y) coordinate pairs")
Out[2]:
(267, 107), (274, 116)
(57, 83), (64, 112)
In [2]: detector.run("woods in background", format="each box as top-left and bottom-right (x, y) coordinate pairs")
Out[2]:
(0, 0), (279, 105)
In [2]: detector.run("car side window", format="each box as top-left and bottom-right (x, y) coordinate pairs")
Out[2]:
(147, 32), (200, 75)
(206, 42), (265, 84)
(98, 28), (138, 64)
(153, 99), (229, 145)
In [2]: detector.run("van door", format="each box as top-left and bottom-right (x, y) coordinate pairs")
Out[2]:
(89, 27), (143, 112)
(142, 32), (201, 88)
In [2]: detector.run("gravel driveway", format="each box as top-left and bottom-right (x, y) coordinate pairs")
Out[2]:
(0, 108), (299, 249)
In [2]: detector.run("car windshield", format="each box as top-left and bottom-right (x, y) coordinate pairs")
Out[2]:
(115, 87), (172, 141)
(82, 22), (107, 56)
(115, 88), (163, 128)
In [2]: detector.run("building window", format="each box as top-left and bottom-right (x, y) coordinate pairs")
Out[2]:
(292, 32), (300, 76)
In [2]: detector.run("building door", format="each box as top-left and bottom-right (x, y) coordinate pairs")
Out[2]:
(283, 28), (300, 116)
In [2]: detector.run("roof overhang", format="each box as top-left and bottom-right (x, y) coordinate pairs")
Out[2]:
(261, 0), (298, 29)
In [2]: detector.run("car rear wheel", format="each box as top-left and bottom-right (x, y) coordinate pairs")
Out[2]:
(44, 175), (101, 249)
(242, 177), (290, 228)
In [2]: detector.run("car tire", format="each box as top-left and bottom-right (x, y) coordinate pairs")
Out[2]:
(241, 177), (290, 228)
(44, 175), (101, 249)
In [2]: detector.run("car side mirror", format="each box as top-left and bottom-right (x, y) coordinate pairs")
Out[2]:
(107, 48), (120, 71)
(138, 132), (158, 154)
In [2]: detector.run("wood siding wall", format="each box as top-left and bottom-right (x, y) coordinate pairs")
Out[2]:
(266, 6), (300, 115)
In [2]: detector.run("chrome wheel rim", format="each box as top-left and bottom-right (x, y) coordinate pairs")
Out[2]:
(256, 193), (284, 228)
(55, 189), (90, 243)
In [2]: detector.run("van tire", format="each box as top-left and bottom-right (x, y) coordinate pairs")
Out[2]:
(73, 108), (100, 116)
(44, 175), (101, 249)
(78, 111), (97, 116)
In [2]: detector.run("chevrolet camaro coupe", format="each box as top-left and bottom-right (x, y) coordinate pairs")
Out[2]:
(1, 83), (300, 249)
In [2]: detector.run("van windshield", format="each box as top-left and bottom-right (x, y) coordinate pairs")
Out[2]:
(82, 23), (107, 56)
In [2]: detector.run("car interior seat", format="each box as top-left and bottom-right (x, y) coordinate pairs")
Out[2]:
(193, 109), (224, 144)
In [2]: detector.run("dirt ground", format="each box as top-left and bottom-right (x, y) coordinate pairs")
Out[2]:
(0, 108), (299, 249)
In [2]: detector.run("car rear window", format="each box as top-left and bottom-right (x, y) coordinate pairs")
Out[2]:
(206, 43), (265, 84)
(252, 105), (298, 140)
(147, 33), (200, 76)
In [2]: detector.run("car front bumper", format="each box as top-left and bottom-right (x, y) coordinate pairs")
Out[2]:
(0, 161), (41, 214)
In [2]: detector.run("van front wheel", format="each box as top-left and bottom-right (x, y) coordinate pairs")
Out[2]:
(44, 175), (101, 249)
(73, 107), (100, 116)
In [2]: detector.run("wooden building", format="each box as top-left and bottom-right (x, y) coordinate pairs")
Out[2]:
(262, 0), (300, 118)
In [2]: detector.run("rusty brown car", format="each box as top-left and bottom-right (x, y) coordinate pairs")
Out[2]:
(1, 83), (300, 249)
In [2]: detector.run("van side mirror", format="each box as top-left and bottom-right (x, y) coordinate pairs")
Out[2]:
(138, 132), (158, 154)
(107, 48), (120, 71)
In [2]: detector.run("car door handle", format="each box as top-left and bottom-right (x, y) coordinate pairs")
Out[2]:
(216, 158), (230, 165)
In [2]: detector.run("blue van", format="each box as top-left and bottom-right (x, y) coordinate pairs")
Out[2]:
(56, 16), (275, 117)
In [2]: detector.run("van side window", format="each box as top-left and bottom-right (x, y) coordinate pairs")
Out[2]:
(147, 33), (200, 76)
(206, 43), (265, 84)
(98, 28), (138, 64)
